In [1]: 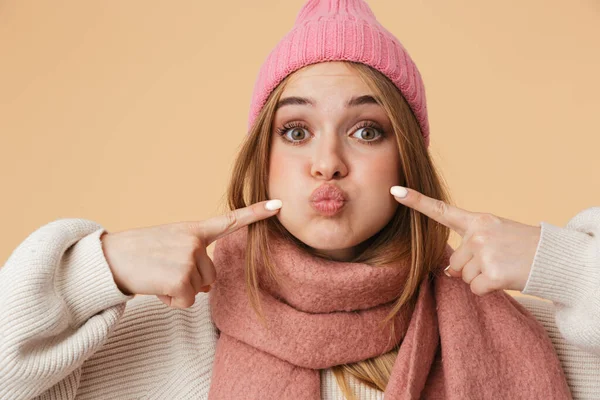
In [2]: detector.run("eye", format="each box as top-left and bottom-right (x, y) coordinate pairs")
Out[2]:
(351, 122), (385, 143)
(352, 127), (380, 141)
(285, 127), (309, 141)
(276, 122), (311, 145)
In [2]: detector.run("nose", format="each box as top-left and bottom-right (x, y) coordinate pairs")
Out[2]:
(310, 134), (349, 180)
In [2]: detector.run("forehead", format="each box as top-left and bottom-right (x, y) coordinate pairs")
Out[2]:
(281, 62), (371, 97)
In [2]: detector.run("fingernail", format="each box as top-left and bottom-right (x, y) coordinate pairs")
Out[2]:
(390, 186), (408, 198)
(444, 266), (452, 277)
(265, 199), (283, 211)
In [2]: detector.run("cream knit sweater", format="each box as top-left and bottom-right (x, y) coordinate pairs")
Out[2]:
(1, 208), (600, 400)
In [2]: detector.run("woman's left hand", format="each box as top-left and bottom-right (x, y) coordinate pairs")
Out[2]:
(390, 186), (541, 296)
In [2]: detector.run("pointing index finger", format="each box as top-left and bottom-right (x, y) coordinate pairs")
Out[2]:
(391, 186), (472, 236)
(195, 200), (282, 245)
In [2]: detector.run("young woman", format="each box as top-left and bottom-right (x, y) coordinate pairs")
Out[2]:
(2, 0), (599, 399)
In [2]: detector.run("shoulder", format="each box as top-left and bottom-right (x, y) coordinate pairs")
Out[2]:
(510, 293), (600, 399)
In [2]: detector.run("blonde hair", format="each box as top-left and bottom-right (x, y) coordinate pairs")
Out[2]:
(224, 61), (453, 399)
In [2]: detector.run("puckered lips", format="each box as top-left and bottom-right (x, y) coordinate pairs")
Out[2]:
(309, 183), (348, 216)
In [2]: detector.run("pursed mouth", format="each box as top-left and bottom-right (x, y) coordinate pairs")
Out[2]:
(310, 199), (346, 216)
(309, 184), (349, 203)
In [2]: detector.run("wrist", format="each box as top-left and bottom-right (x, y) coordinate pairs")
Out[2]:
(100, 232), (134, 296)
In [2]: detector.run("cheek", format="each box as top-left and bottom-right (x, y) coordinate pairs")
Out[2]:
(268, 150), (309, 230)
(268, 147), (303, 198)
(352, 152), (400, 218)
(268, 144), (284, 193)
(354, 152), (400, 189)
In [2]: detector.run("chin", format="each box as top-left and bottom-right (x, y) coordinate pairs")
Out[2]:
(301, 235), (357, 251)
(275, 210), (385, 253)
(283, 222), (364, 250)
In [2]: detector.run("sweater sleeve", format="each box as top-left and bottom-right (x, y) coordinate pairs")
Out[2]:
(521, 206), (600, 355)
(0, 218), (134, 400)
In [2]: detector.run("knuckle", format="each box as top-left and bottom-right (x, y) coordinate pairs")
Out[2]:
(486, 267), (502, 283)
(468, 233), (487, 247)
(172, 296), (195, 309)
(180, 296), (196, 309)
(185, 260), (198, 275)
(187, 235), (203, 250)
(480, 251), (493, 265)
(184, 245), (199, 263)
(471, 284), (486, 297)
(432, 200), (448, 218)
(169, 275), (190, 294)
(248, 204), (259, 219)
(185, 222), (205, 238)
(462, 274), (472, 285)
(448, 252), (458, 266)
(224, 211), (238, 231)
(475, 213), (501, 227)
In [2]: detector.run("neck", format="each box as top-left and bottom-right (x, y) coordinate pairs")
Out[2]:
(307, 233), (378, 262)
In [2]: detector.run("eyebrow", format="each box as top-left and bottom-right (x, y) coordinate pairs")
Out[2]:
(275, 94), (381, 110)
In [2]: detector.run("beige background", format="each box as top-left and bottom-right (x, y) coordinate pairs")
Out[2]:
(1, 0), (599, 297)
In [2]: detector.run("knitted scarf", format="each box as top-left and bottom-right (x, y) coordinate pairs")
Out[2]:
(208, 227), (571, 399)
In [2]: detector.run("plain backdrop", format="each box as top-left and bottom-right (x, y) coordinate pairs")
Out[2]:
(1, 1), (599, 299)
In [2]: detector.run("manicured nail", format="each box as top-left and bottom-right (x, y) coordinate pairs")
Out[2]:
(265, 199), (283, 211)
(444, 266), (452, 277)
(390, 186), (408, 198)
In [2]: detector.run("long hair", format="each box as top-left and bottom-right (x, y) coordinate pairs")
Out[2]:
(223, 61), (453, 399)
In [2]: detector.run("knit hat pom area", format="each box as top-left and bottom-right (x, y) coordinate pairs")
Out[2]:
(247, 0), (430, 148)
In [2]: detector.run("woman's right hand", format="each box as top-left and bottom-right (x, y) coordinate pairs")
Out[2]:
(100, 200), (282, 309)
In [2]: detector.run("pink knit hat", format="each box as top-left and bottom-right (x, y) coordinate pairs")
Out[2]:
(247, 0), (430, 148)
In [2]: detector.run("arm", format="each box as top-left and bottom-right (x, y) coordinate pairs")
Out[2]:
(522, 207), (600, 355)
(0, 218), (134, 399)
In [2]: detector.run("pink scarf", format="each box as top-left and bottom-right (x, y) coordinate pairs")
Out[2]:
(208, 227), (571, 399)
